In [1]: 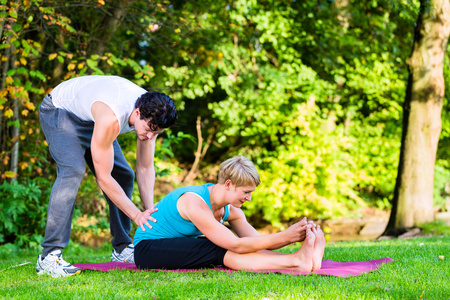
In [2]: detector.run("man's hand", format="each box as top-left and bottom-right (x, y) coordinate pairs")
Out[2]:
(133, 207), (158, 231)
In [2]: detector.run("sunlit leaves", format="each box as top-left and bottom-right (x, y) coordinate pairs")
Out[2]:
(4, 108), (13, 118)
(39, 5), (76, 33)
(4, 76), (13, 85)
(3, 171), (17, 178)
(67, 63), (76, 71)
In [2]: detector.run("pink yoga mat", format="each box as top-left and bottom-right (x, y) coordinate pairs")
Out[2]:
(74, 257), (393, 277)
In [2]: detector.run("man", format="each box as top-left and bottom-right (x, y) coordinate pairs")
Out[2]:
(36, 75), (177, 277)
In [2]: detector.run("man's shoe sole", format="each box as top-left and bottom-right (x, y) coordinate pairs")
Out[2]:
(36, 269), (82, 278)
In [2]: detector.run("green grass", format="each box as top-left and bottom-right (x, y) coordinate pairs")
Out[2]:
(1, 237), (449, 299)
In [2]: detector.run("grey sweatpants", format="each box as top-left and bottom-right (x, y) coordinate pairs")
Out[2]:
(39, 94), (133, 258)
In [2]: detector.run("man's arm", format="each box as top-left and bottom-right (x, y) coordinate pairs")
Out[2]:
(91, 101), (154, 230)
(136, 135), (157, 210)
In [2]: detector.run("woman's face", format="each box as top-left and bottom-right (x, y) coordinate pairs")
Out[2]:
(226, 181), (256, 208)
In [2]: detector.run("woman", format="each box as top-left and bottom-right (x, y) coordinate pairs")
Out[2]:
(134, 156), (326, 272)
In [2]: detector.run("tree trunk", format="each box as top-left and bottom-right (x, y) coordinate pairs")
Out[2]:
(384, 0), (450, 235)
(89, 0), (133, 56)
(335, 0), (350, 31)
(51, 32), (65, 85)
(0, 21), (11, 175)
(182, 116), (214, 183)
(0, 19), (5, 40)
(9, 44), (19, 180)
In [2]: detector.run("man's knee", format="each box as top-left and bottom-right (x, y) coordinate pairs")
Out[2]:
(113, 165), (134, 191)
(58, 164), (86, 182)
(121, 165), (135, 182)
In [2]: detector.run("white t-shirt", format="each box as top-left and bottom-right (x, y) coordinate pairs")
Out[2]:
(51, 75), (147, 134)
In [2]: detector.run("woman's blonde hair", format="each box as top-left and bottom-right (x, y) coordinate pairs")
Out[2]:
(218, 155), (261, 187)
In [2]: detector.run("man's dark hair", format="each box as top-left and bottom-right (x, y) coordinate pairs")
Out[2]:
(135, 91), (177, 129)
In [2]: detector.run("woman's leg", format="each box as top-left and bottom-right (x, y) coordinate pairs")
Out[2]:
(223, 228), (315, 272)
(257, 250), (286, 255)
(312, 226), (326, 271)
(134, 237), (228, 269)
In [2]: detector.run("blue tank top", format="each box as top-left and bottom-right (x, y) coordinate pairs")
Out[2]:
(133, 183), (230, 246)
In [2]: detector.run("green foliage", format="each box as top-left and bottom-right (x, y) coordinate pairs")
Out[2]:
(1, 0), (449, 235)
(434, 162), (450, 210)
(118, 129), (192, 178)
(421, 220), (450, 236)
(186, 0), (410, 224)
(0, 180), (49, 248)
(242, 102), (362, 225)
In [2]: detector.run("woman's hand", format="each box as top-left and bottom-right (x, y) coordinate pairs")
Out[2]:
(283, 217), (315, 243)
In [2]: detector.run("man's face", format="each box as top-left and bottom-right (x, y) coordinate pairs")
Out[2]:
(135, 117), (164, 141)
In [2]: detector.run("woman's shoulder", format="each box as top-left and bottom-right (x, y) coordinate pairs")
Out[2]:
(176, 183), (212, 196)
(161, 183), (212, 204)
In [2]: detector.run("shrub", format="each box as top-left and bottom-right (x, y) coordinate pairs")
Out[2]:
(0, 179), (50, 248)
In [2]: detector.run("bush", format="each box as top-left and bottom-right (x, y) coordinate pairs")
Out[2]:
(434, 162), (450, 210)
(0, 179), (50, 248)
(421, 220), (450, 236)
(241, 102), (367, 227)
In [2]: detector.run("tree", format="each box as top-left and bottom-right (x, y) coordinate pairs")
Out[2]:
(384, 0), (450, 235)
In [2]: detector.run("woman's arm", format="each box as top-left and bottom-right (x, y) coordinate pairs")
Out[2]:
(178, 194), (309, 254)
(227, 206), (308, 250)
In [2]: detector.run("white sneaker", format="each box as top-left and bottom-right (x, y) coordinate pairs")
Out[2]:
(111, 243), (135, 263)
(36, 249), (82, 278)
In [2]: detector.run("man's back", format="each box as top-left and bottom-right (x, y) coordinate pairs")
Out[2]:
(51, 75), (146, 133)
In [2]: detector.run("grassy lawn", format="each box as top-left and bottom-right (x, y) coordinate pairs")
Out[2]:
(0, 237), (449, 299)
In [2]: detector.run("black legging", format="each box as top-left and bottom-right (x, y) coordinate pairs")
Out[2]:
(135, 237), (228, 269)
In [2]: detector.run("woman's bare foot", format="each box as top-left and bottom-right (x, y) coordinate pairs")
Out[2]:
(312, 225), (326, 271)
(293, 228), (315, 273)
